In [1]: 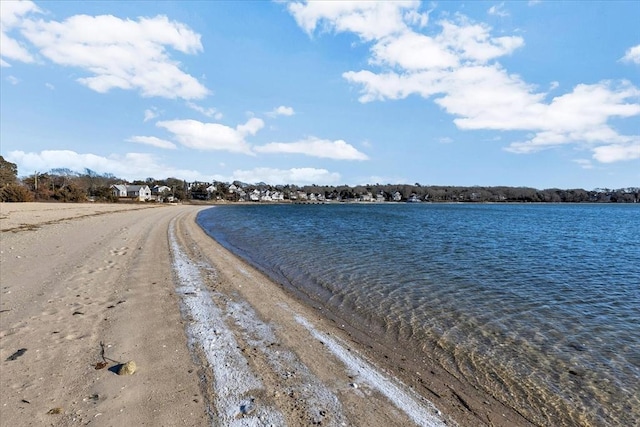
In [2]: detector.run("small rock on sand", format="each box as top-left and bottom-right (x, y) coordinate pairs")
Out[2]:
(118, 361), (137, 375)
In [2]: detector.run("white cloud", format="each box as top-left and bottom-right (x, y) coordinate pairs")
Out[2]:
(342, 17), (525, 100)
(0, 0), (40, 66)
(437, 19), (524, 63)
(156, 117), (263, 154)
(287, 1), (416, 41)
(434, 65), (542, 131)
(488, 3), (509, 18)
(573, 159), (593, 169)
(439, 137), (453, 144)
(255, 136), (369, 160)
(342, 69), (444, 102)
(143, 108), (159, 122)
(371, 32), (459, 70)
(277, 106), (294, 116)
(404, 9), (430, 28)
(1, 1), (40, 30)
(291, 6), (639, 164)
(45, 82), (54, 90)
(20, 13), (208, 99)
(267, 105), (295, 117)
(6, 75), (20, 85)
(592, 142), (640, 163)
(232, 167), (340, 185)
(127, 136), (177, 149)
(237, 117), (265, 136)
(6, 149), (212, 181)
(621, 44), (640, 65)
(501, 81), (640, 154)
(186, 102), (223, 119)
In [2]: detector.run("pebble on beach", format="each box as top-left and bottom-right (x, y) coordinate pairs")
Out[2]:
(118, 361), (137, 375)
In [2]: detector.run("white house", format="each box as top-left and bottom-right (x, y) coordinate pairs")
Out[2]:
(151, 185), (172, 202)
(111, 184), (151, 201)
(360, 192), (373, 202)
(111, 184), (127, 198)
(260, 192), (273, 202)
(152, 185), (171, 195)
(249, 189), (261, 202)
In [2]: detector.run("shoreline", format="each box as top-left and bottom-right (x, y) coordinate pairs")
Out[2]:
(193, 206), (538, 427)
(1, 203), (532, 426)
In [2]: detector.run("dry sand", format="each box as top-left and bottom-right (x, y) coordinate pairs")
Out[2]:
(1, 202), (534, 426)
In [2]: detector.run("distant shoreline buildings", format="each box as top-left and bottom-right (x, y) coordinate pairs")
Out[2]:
(1, 157), (637, 203)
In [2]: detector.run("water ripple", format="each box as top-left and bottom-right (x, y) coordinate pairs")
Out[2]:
(198, 203), (640, 426)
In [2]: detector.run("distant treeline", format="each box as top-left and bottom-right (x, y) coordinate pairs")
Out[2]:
(297, 183), (639, 203)
(0, 156), (637, 203)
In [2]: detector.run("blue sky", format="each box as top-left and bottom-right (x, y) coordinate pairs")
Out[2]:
(1, 1), (638, 189)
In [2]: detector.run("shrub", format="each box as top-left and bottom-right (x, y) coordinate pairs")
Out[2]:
(0, 184), (34, 202)
(52, 184), (88, 202)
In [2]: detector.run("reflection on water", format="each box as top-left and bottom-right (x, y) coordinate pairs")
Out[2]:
(197, 203), (640, 426)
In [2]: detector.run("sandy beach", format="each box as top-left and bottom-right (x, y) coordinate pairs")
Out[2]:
(1, 203), (533, 426)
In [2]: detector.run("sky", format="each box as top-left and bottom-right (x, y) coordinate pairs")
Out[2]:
(1, 0), (639, 190)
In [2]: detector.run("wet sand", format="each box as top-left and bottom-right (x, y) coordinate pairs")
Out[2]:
(0, 202), (533, 426)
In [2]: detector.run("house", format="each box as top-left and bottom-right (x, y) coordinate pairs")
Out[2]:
(392, 191), (403, 202)
(249, 189), (261, 202)
(111, 184), (152, 201)
(152, 185), (171, 195)
(360, 192), (373, 202)
(407, 193), (421, 203)
(260, 192), (273, 202)
(111, 184), (127, 198)
(127, 185), (151, 201)
(151, 185), (172, 202)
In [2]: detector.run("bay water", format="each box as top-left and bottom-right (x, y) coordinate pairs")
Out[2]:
(197, 203), (639, 426)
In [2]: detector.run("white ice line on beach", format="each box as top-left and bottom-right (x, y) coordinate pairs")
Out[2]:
(227, 300), (348, 427)
(169, 221), (285, 426)
(295, 315), (447, 427)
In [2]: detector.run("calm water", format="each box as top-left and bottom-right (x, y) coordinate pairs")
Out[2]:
(197, 203), (640, 426)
